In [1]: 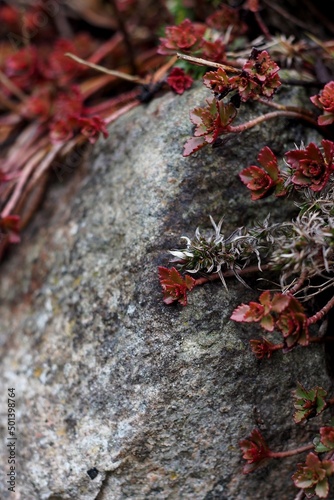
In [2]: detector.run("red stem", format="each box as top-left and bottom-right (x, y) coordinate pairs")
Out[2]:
(268, 443), (314, 459)
(257, 97), (315, 117)
(270, 343), (284, 352)
(194, 264), (271, 287)
(309, 336), (334, 343)
(227, 110), (318, 134)
(286, 272), (307, 295)
(307, 295), (334, 325)
(194, 273), (219, 286)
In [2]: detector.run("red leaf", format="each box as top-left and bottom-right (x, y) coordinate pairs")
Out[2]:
(183, 136), (208, 156)
(158, 266), (195, 306)
(239, 166), (264, 184)
(158, 266), (170, 281)
(230, 303), (251, 322)
(169, 267), (186, 286)
(257, 146), (279, 180)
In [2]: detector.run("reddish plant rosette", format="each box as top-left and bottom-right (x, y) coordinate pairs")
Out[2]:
(167, 68), (193, 95)
(285, 140), (334, 192)
(292, 452), (334, 498)
(239, 429), (271, 473)
(158, 18), (205, 55)
(4, 46), (38, 91)
(22, 89), (52, 122)
(203, 67), (230, 95)
(239, 146), (286, 200)
(78, 116), (109, 144)
(158, 266), (196, 306)
(243, 49), (280, 82)
(231, 290), (290, 331)
(239, 49), (281, 100)
(239, 165), (276, 200)
(231, 292), (309, 351)
(320, 427), (334, 451)
(50, 116), (79, 143)
(249, 338), (276, 359)
(275, 297), (309, 349)
(229, 73), (261, 102)
(311, 81), (334, 126)
(201, 39), (226, 63)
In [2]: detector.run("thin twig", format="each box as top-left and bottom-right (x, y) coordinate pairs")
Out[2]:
(65, 53), (146, 84)
(17, 171), (49, 230)
(51, 2), (73, 38)
(177, 53), (240, 73)
(30, 143), (63, 184)
(280, 78), (323, 88)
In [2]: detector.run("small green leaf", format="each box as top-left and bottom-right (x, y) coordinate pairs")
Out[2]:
(293, 383), (328, 423)
(315, 478), (330, 498)
(314, 442), (331, 453)
(260, 314), (274, 331)
(294, 382), (315, 401)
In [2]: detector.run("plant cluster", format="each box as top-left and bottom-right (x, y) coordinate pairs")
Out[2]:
(157, 2), (334, 498)
(240, 383), (334, 498)
(0, 0), (190, 259)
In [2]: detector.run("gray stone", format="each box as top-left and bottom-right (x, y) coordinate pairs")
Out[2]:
(0, 82), (332, 499)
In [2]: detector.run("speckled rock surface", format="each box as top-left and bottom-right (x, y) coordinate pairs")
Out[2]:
(0, 83), (333, 500)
